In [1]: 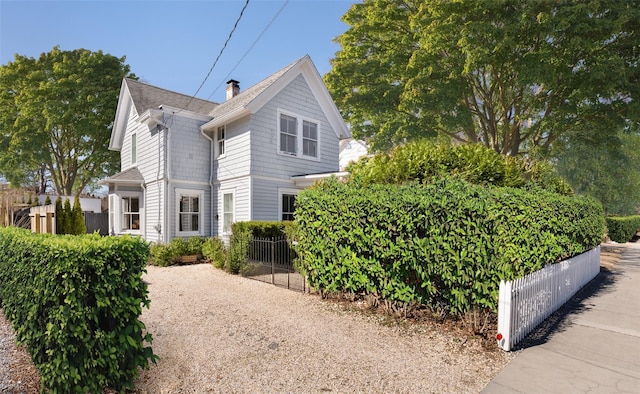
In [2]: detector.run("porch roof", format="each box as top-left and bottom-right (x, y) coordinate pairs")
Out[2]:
(100, 167), (144, 186)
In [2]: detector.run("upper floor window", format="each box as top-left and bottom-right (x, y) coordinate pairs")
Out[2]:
(217, 126), (225, 157)
(280, 114), (297, 156)
(278, 111), (320, 160)
(302, 121), (317, 158)
(131, 134), (137, 164)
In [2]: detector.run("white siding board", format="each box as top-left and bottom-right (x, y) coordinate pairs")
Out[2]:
(216, 117), (251, 181)
(217, 176), (251, 235)
(251, 178), (303, 221)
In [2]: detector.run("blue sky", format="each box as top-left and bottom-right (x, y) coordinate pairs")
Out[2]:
(0, 0), (355, 103)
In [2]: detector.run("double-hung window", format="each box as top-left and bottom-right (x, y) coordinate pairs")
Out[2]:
(281, 194), (296, 221)
(217, 126), (225, 157)
(279, 114), (297, 155)
(302, 121), (317, 158)
(278, 111), (320, 159)
(122, 196), (140, 230)
(176, 189), (204, 235)
(222, 192), (234, 233)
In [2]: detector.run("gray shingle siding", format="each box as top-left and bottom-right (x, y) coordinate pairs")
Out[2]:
(250, 74), (339, 180)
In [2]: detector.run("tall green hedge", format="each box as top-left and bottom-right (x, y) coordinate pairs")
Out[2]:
(294, 177), (604, 315)
(0, 228), (156, 393)
(605, 215), (640, 243)
(347, 140), (573, 195)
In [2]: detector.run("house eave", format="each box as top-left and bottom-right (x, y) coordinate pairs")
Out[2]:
(201, 107), (251, 131)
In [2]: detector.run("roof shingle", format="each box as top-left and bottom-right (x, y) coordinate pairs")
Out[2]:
(126, 79), (218, 115)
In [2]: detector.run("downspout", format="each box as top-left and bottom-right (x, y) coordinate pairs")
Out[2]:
(200, 126), (214, 238)
(140, 181), (147, 240)
(164, 121), (171, 244)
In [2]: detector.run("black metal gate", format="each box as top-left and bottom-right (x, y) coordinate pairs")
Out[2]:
(244, 237), (306, 292)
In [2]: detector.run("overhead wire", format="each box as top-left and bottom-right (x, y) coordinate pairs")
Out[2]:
(206, 0), (290, 101)
(178, 0), (251, 113)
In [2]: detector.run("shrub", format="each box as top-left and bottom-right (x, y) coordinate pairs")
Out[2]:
(293, 177), (603, 316)
(605, 215), (640, 243)
(149, 242), (173, 267)
(185, 236), (205, 256)
(227, 225), (251, 274)
(347, 139), (572, 194)
(231, 221), (288, 238)
(149, 237), (207, 266)
(0, 228), (156, 392)
(71, 195), (87, 235)
(202, 237), (227, 268)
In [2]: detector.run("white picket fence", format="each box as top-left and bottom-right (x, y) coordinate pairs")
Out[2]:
(496, 246), (600, 351)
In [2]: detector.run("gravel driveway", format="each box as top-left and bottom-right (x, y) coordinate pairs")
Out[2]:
(133, 264), (511, 393)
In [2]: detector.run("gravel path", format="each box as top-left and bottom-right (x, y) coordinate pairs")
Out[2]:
(133, 264), (511, 393)
(1, 263), (513, 393)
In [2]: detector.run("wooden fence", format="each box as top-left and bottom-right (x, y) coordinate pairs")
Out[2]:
(496, 246), (600, 351)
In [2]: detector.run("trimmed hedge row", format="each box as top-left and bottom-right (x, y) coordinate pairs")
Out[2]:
(605, 215), (640, 243)
(0, 228), (156, 393)
(294, 177), (604, 315)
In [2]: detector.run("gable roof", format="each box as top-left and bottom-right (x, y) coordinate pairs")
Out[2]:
(201, 55), (351, 140)
(110, 55), (350, 151)
(208, 58), (299, 119)
(126, 79), (218, 115)
(99, 166), (144, 185)
(109, 79), (218, 150)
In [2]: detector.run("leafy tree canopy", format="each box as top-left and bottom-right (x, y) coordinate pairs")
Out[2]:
(553, 125), (640, 215)
(326, 0), (639, 154)
(0, 46), (135, 195)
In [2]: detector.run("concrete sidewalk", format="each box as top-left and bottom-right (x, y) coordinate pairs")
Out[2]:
(482, 244), (640, 394)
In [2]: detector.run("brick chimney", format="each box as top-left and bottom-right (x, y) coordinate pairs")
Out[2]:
(226, 79), (240, 100)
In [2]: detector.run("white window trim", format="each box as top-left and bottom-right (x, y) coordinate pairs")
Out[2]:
(131, 133), (137, 166)
(278, 188), (300, 222)
(277, 109), (321, 161)
(109, 191), (143, 235)
(221, 188), (235, 235)
(216, 125), (226, 159)
(175, 188), (205, 236)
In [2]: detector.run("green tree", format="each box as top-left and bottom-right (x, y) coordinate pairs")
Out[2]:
(55, 196), (64, 234)
(326, 0), (639, 153)
(0, 46), (135, 195)
(71, 195), (86, 235)
(62, 198), (72, 235)
(553, 126), (640, 215)
(44, 195), (52, 205)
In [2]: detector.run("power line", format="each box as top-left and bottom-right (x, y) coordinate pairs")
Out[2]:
(187, 0), (251, 106)
(207, 0), (290, 101)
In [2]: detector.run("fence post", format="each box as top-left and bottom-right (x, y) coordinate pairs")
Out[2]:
(497, 279), (512, 351)
(270, 238), (275, 285)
